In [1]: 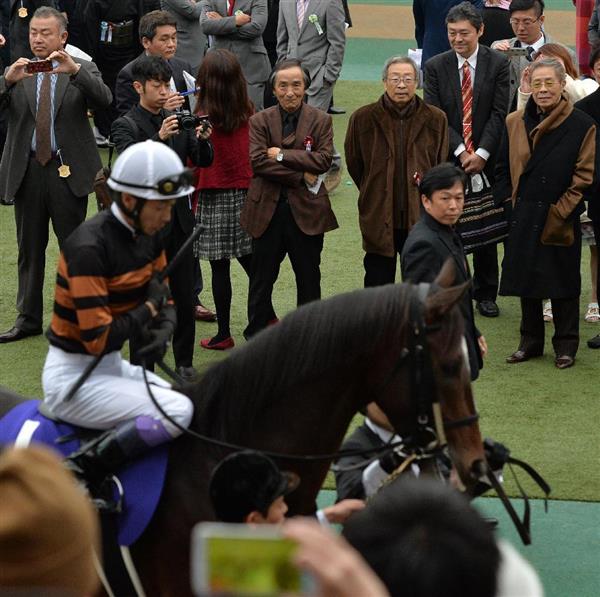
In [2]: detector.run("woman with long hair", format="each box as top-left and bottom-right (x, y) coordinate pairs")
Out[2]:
(193, 49), (274, 350)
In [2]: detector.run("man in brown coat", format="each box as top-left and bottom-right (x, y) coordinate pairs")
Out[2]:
(241, 59), (338, 338)
(345, 56), (448, 287)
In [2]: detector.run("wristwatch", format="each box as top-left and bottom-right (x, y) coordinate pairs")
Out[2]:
(276, 150), (284, 162)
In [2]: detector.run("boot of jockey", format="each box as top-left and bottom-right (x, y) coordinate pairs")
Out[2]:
(65, 415), (172, 506)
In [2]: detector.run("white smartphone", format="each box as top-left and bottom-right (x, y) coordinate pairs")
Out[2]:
(191, 522), (313, 596)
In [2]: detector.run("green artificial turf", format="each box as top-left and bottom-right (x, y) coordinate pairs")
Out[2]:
(0, 80), (598, 502)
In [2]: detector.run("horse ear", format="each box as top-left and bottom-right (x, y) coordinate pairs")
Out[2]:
(424, 263), (470, 322)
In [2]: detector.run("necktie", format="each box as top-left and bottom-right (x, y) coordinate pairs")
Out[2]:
(36, 73), (52, 166)
(297, 0), (306, 29)
(461, 61), (474, 154)
(526, 46), (535, 61)
(227, 0), (234, 16)
(283, 113), (296, 138)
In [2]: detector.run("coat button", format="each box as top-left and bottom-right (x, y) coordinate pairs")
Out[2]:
(533, 225), (539, 231)
(512, 220), (517, 225)
(537, 202), (543, 208)
(541, 176), (547, 183)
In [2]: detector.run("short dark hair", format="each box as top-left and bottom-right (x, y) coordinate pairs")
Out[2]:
(419, 163), (468, 199)
(509, 0), (545, 16)
(342, 478), (500, 597)
(131, 55), (172, 85)
(446, 1), (483, 30)
(270, 59), (311, 90)
(139, 10), (177, 42)
(589, 44), (600, 71)
(32, 6), (68, 33)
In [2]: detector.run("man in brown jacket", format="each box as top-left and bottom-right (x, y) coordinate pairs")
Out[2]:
(345, 56), (448, 287)
(241, 59), (338, 338)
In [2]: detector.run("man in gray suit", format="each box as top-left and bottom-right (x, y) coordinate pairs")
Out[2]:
(0, 7), (112, 343)
(491, 0), (575, 111)
(161, 0), (207, 73)
(200, 0), (270, 110)
(277, 0), (345, 174)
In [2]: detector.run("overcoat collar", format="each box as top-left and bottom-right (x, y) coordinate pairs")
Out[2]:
(423, 212), (469, 280)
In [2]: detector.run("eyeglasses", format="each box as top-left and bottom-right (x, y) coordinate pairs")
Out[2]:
(531, 78), (558, 90)
(112, 170), (194, 196)
(386, 76), (416, 86)
(509, 17), (540, 27)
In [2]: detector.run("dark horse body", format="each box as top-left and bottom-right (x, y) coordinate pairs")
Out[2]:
(0, 267), (485, 596)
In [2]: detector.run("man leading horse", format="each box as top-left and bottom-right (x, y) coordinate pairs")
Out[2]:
(42, 140), (195, 499)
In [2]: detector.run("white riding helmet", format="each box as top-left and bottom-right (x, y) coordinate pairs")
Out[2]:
(107, 140), (195, 200)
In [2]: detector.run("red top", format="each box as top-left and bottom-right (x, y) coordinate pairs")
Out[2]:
(196, 121), (252, 191)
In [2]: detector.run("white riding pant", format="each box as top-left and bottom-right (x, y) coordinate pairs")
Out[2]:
(42, 346), (193, 437)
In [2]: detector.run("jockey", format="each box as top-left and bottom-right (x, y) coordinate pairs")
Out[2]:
(42, 140), (194, 494)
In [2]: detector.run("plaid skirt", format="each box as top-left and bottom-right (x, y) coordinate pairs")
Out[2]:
(193, 188), (252, 260)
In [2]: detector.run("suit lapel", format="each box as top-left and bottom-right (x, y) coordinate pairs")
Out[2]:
(294, 104), (312, 149)
(23, 76), (37, 118)
(52, 74), (69, 119)
(437, 229), (468, 280)
(473, 46), (487, 113)
(300, 0), (319, 37)
(444, 52), (462, 121)
(268, 106), (283, 146)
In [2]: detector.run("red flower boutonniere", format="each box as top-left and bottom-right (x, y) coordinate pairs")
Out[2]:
(303, 136), (314, 152)
(412, 171), (422, 187)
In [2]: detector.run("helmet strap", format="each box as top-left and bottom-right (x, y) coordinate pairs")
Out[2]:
(116, 194), (146, 234)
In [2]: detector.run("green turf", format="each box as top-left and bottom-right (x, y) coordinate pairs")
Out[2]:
(0, 80), (599, 502)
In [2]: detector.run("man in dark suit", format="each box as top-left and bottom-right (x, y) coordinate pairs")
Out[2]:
(413, 0), (483, 67)
(115, 9), (191, 115)
(0, 6), (112, 343)
(111, 56), (213, 380)
(424, 1), (509, 318)
(240, 59), (338, 339)
(401, 163), (486, 381)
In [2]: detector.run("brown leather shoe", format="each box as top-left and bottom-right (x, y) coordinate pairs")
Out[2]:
(505, 349), (542, 364)
(555, 355), (575, 369)
(194, 304), (216, 322)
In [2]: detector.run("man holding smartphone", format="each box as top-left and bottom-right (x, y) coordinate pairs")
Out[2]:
(0, 6), (112, 343)
(111, 55), (214, 380)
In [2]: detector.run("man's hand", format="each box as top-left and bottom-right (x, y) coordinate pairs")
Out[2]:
(493, 39), (511, 51)
(137, 325), (172, 363)
(163, 92), (185, 112)
(520, 65), (532, 94)
(0, 34), (6, 48)
(206, 11), (222, 19)
(303, 172), (318, 186)
(235, 11), (251, 25)
(322, 499), (366, 524)
(267, 146), (281, 160)
(48, 50), (80, 76)
(159, 114), (180, 141)
(4, 57), (34, 85)
(478, 335), (488, 358)
(196, 121), (213, 140)
(146, 274), (170, 311)
(461, 152), (486, 174)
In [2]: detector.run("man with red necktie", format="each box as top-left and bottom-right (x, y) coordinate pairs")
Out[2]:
(424, 1), (509, 319)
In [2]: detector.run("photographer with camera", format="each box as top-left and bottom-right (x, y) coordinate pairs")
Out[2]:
(111, 54), (213, 380)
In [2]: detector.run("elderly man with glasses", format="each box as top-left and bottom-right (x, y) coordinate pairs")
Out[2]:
(344, 56), (448, 287)
(491, 0), (576, 111)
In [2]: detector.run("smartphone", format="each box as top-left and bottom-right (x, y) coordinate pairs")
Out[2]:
(25, 59), (53, 74)
(191, 522), (312, 596)
(505, 47), (529, 58)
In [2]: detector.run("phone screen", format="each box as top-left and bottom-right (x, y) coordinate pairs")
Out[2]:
(192, 523), (310, 596)
(25, 60), (53, 74)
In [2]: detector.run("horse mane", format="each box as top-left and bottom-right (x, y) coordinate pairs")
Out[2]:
(185, 283), (428, 441)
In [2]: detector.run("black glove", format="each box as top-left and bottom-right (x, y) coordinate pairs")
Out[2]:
(137, 324), (172, 364)
(379, 447), (405, 474)
(146, 274), (170, 312)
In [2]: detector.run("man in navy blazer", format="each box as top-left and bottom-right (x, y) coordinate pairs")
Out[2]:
(413, 0), (483, 68)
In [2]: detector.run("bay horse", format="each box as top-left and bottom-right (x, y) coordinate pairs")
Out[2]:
(0, 262), (485, 596)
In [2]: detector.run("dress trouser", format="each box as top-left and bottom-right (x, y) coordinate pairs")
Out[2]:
(364, 228), (409, 287)
(14, 157), (88, 332)
(244, 201), (323, 338)
(519, 297), (580, 357)
(472, 243), (499, 303)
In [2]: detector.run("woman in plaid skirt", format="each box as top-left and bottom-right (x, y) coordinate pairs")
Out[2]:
(193, 50), (275, 349)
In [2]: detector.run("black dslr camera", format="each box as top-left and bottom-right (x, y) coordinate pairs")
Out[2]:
(175, 110), (211, 131)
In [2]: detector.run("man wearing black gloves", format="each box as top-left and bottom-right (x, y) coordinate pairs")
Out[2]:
(42, 141), (194, 494)
(112, 55), (213, 380)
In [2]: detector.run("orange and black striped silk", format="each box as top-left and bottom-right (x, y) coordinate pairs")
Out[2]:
(47, 210), (170, 356)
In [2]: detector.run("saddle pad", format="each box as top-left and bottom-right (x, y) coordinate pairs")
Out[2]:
(0, 400), (169, 546)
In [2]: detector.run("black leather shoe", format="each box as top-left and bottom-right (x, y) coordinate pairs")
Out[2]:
(328, 106), (346, 115)
(587, 334), (600, 349)
(0, 326), (43, 343)
(506, 349), (542, 364)
(176, 366), (200, 382)
(477, 300), (500, 317)
(555, 355), (575, 369)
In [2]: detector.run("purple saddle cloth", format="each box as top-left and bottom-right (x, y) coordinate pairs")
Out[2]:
(0, 400), (169, 546)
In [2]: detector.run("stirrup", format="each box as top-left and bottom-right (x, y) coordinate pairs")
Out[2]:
(89, 475), (124, 514)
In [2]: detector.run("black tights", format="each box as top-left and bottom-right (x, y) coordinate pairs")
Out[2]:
(210, 254), (252, 341)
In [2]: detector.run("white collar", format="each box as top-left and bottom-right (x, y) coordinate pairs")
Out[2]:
(456, 46), (479, 70)
(111, 202), (136, 235)
(365, 418), (401, 444)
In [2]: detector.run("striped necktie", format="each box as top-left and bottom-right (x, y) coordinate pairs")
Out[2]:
(461, 61), (474, 154)
(297, 0), (307, 29)
(36, 73), (52, 166)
